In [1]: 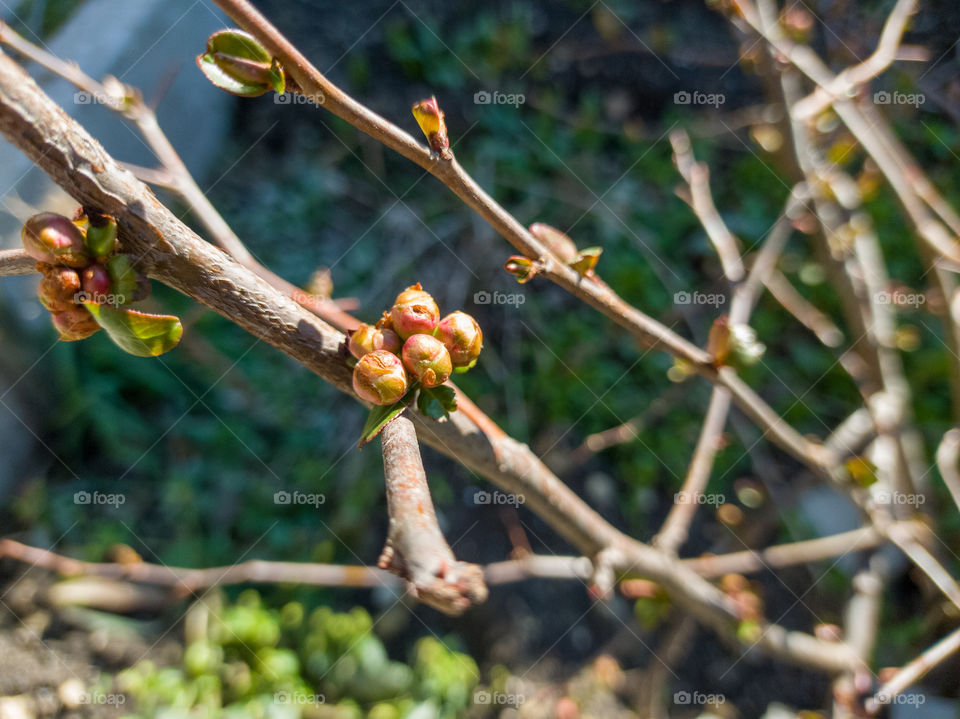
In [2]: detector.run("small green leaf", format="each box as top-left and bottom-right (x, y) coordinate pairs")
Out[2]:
(105, 254), (138, 305)
(268, 59), (286, 95)
(206, 29), (271, 63)
(84, 218), (117, 259)
(452, 358), (477, 374)
(85, 304), (182, 357)
(358, 385), (417, 448)
(416, 385), (457, 420)
(568, 246), (602, 277)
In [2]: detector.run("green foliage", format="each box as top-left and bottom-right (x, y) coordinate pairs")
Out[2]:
(116, 592), (477, 718)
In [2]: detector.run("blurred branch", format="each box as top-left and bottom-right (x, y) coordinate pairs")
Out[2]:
(935, 428), (960, 513)
(865, 626), (960, 713)
(791, 0), (918, 120)
(378, 414), (487, 615)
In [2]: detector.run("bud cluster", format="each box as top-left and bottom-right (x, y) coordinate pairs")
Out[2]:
(22, 211), (150, 341)
(349, 284), (483, 406)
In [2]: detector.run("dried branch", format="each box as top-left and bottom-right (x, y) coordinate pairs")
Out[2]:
(865, 626), (960, 713)
(0, 247), (34, 276)
(936, 428), (960, 513)
(378, 415), (487, 615)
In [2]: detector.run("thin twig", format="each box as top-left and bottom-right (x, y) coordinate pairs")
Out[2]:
(865, 626), (960, 713)
(935, 428), (960, 513)
(0, 248), (34, 276)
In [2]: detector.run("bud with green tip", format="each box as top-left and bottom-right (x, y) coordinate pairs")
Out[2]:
(37, 265), (81, 312)
(197, 29), (285, 97)
(21, 213), (89, 267)
(51, 306), (100, 341)
(401, 334), (452, 388)
(433, 311), (482, 369)
(353, 350), (409, 405)
(389, 283), (440, 339)
(84, 215), (118, 259)
(348, 323), (402, 359)
(105, 254), (138, 305)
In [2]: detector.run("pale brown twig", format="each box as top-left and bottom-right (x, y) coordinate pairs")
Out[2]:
(865, 626), (960, 713)
(0, 247), (34, 276)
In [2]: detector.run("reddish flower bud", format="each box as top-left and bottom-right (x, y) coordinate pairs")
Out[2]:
(80, 264), (112, 303)
(401, 334), (452, 388)
(529, 222), (577, 263)
(37, 266), (81, 312)
(352, 350), (409, 405)
(21, 213), (89, 267)
(389, 283), (440, 338)
(348, 323), (403, 359)
(50, 306), (100, 341)
(411, 96), (451, 158)
(433, 311), (482, 368)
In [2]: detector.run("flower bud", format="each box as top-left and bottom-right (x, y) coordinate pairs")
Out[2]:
(51, 306), (100, 341)
(37, 265), (81, 312)
(411, 96), (451, 158)
(21, 213), (89, 267)
(197, 29), (285, 97)
(389, 283), (440, 338)
(80, 264), (112, 304)
(504, 255), (539, 284)
(401, 334), (452, 388)
(348, 323), (402, 359)
(529, 222), (577, 263)
(433, 311), (482, 369)
(84, 215), (118, 259)
(352, 350), (409, 405)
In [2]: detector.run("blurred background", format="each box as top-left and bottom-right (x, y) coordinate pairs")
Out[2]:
(0, 0), (959, 717)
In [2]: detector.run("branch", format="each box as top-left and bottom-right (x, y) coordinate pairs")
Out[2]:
(0, 248), (34, 276)
(378, 415), (487, 615)
(865, 626), (960, 713)
(936, 428), (960, 513)
(791, 0), (918, 120)
(0, 45), (860, 676)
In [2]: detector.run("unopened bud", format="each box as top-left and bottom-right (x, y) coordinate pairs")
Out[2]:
(433, 311), (482, 369)
(80, 264), (111, 302)
(84, 215), (118, 259)
(411, 96), (451, 158)
(401, 334), (452, 388)
(51, 306), (100, 341)
(352, 350), (409, 405)
(504, 255), (539, 283)
(105, 254), (138, 305)
(37, 265), (81, 312)
(197, 29), (285, 97)
(389, 283), (440, 338)
(529, 222), (577, 263)
(22, 213), (89, 267)
(348, 323), (402, 359)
